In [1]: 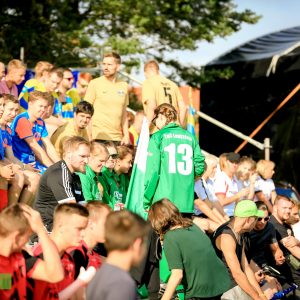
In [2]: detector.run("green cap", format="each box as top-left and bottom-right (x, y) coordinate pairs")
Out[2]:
(234, 200), (264, 218)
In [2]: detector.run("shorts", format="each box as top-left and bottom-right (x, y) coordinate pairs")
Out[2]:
(0, 189), (8, 211)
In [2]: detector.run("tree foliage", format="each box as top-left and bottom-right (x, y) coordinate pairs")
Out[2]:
(0, 0), (259, 86)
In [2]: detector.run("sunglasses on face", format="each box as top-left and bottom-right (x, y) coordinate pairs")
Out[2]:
(109, 154), (118, 159)
(64, 77), (74, 81)
(257, 216), (270, 222)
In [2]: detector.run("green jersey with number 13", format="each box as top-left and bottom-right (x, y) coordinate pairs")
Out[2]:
(144, 123), (205, 213)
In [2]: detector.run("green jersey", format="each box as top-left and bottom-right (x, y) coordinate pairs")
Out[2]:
(144, 123), (205, 213)
(77, 165), (111, 205)
(101, 167), (129, 209)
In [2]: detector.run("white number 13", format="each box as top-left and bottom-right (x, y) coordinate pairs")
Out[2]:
(164, 143), (193, 175)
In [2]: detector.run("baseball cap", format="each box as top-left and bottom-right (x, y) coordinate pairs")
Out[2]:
(225, 152), (240, 163)
(234, 200), (264, 218)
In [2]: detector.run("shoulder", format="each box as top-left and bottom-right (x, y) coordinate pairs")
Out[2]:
(90, 77), (105, 86)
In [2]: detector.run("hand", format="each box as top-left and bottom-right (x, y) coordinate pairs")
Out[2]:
(20, 204), (45, 235)
(78, 266), (96, 284)
(283, 236), (300, 248)
(25, 162), (40, 173)
(12, 164), (22, 173)
(254, 269), (265, 283)
(274, 251), (285, 265)
(0, 164), (15, 180)
(250, 172), (258, 184)
(239, 187), (250, 198)
(120, 135), (131, 146)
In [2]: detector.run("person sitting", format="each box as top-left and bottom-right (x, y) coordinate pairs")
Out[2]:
(78, 141), (110, 203)
(269, 195), (300, 294)
(34, 136), (89, 232)
(149, 198), (231, 300)
(51, 101), (94, 158)
(0, 93), (41, 206)
(10, 91), (60, 174)
(101, 144), (133, 210)
(0, 59), (26, 98)
(255, 160), (277, 207)
(213, 200), (268, 299)
(19, 61), (53, 112)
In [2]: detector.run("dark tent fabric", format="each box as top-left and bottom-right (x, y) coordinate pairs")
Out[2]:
(201, 26), (300, 190)
(209, 26), (300, 65)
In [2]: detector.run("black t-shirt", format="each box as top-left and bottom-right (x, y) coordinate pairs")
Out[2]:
(269, 215), (293, 256)
(245, 222), (277, 266)
(34, 160), (84, 231)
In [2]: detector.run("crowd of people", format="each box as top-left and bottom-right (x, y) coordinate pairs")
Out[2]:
(0, 52), (300, 300)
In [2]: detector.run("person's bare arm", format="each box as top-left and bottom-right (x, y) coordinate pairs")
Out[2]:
(120, 105), (130, 145)
(42, 137), (60, 163)
(21, 205), (64, 283)
(216, 188), (249, 207)
(59, 267), (96, 300)
(270, 242), (285, 265)
(25, 136), (53, 167)
(216, 234), (266, 300)
(194, 198), (222, 224)
(178, 100), (187, 126)
(281, 237), (300, 259)
(242, 248), (266, 297)
(161, 269), (183, 300)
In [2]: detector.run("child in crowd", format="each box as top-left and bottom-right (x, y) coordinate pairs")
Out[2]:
(255, 159), (277, 207)
(87, 210), (150, 300)
(78, 141), (110, 203)
(28, 203), (89, 300)
(0, 204), (64, 299)
(0, 94), (41, 206)
(102, 143), (133, 210)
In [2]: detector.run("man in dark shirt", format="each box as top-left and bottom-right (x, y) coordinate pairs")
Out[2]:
(246, 201), (285, 267)
(270, 195), (300, 292)
(34, 136), (90, 231)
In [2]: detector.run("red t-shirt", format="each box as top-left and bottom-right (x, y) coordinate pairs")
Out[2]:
(68, 241), (102, 279)
(0, 251), (40, 300)
(29, 243), (75, 300)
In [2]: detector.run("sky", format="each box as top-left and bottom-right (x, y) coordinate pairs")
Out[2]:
(168, 0), (300, 67)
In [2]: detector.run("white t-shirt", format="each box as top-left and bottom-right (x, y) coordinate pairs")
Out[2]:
(255, 177), (275, 201)
(214, 171), (239, 217)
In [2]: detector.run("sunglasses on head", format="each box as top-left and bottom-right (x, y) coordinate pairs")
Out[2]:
(257, 216), (270, 222)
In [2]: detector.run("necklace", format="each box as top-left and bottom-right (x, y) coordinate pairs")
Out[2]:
(227, 223), (241, 244)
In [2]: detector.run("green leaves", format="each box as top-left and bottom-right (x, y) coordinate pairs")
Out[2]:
(0, 0), (259, 83)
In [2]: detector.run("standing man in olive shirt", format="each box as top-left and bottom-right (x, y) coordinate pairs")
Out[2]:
(84, 52), (130, 144)
(142, 60), (187, 126)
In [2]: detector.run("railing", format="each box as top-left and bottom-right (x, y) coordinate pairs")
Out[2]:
(119, 70), (271, 159)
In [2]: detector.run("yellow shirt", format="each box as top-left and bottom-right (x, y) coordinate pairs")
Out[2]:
(67, 88), (81, 107)
(142, 74), (183, 115)
(19, 79), (46, 112)
(84, 76), (128, 141)
(51, 119), (89, 158)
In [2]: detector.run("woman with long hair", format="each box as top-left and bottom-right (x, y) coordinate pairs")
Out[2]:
(148, 198), (231, 300)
